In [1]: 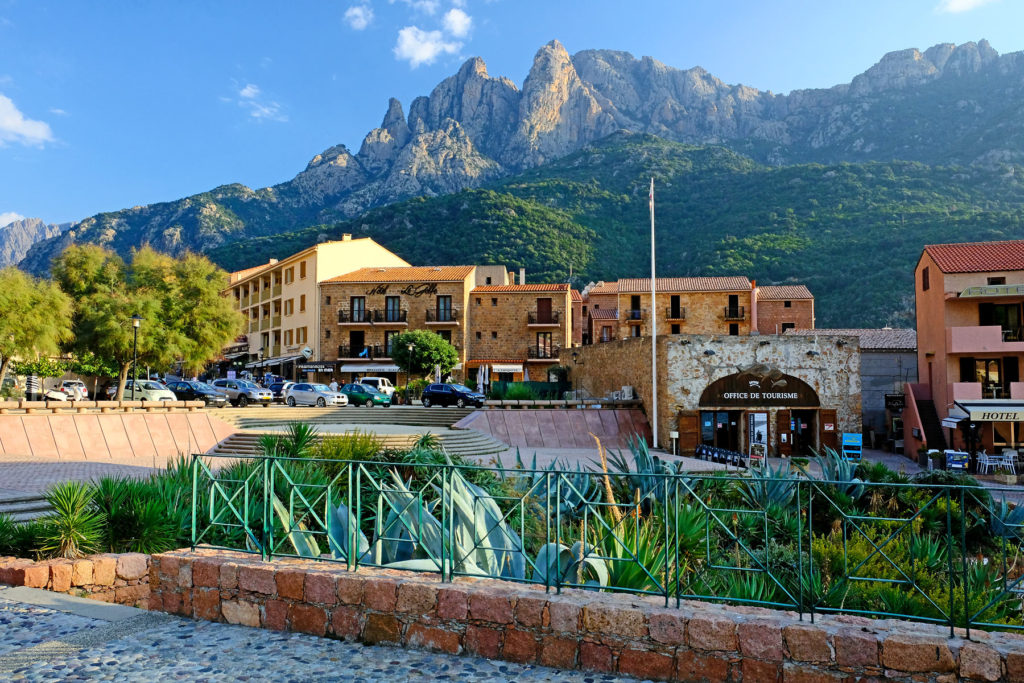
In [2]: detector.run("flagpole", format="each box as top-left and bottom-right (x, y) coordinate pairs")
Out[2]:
(649, 177), (658, 449)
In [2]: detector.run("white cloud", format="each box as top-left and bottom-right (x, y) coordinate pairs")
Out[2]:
(0, 212), (24, 228)
(230, 83), (287, 122)
(936, 0), (998, 12)
(49, 108), (68, 116)
(344, 4), (374, 30)
(390, 0), (440, 15)
(0, 94), (54, 147)
(393, 26), (461, 67)
(442, 8), (472, 38)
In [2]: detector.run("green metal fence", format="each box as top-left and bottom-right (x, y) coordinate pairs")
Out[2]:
(190, 453), (1024, 636)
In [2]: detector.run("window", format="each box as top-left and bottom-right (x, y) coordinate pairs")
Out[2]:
(297, 327), (307, 344)
(338, 345), (345, 358)
(601, 326), (612, 342)
(299, 294), (306, 312)
(781, 322), (796, 332)
(784, 301), (792, 308)
(491, 331), (498, 339)
(285, 330), (293, 346)
(325, 329), (331, 339)
(350, 296), (365, 322)
(669, 295), (681, 318)
(582, 305), (588, 315)
(384, 331), (397, 356)
(922, 266), (930, 291)
(284, 299), (293, 316)
(491, 298), (497, 307)
(284, 267), (294, 284)
(729, 323), (739, 336)
(385, 296), (401, 322)
(485, 276), (492, 285)
(436, 295), (452, 321)
(475, 297), (481, 305)
(438, 330), (452, 343)
(671, 324), (680, 334)
(989, 276), (1006, 286)
(536, 332), (553, 358)
(299, 261), (307, 279)
(325, 295), (331, 305)
(979, 302), (1023, 340)
(476, 331), (481, 340)
(631, 325), (640, 338)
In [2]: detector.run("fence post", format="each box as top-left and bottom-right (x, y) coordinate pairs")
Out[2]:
(441, 466), (449, 583)
(347, 463), (355, 572)
(190, 453), (198, 551)
(662, 474), (670, 608)
(262, 458), (272, 562)
(808, 481), (815, 624)
(945, 487), (955, 638)
(796, 479), (804, 622)
(544, 470), (552, 593)
(960, 485), (970, 639)
(555, 472), (562, 595)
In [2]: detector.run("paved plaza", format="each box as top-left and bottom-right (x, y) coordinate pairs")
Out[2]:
(0, 587), (635, 682)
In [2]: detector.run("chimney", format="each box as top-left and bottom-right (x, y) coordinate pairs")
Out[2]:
(519, 268), (526, 285)
(750, 279), (759, 335)
(269, 258), (278, 265)
(342, 233), (352, 241)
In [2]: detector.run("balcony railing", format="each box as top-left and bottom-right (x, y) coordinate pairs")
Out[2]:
(598, 336), (614, 343)
(260, 288), (271, 302)
(248, 320), (258, 333)
(527, 311), (561, 325)
(723, 306), (746, 320)
(270, 315), (281, 328)
(272, 284), (282, 298)
(336, 344), (388, 359)
(425, 309), (460, 323)
(665, 307), (686, 320)
(376, 309), (408, 324)
(259, 318), (271, 331)
(625, 309), (644, 321)
(338, 309), (371, 323)
(527, 345), (560, 360)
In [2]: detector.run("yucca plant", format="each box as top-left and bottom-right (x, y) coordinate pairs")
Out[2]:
(39, 481), (105, 559)
(0, 512), (17, 555)
(588, 508), (670, 593)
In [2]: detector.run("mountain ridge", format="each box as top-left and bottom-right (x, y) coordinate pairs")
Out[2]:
(17, 38), (1024, 273)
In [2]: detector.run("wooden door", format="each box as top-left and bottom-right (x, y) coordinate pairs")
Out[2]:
(537, 297), (552, 323)
(776, 410), (792, 457)
(819, 409), (839, 453)
(677, 411), (699, 454)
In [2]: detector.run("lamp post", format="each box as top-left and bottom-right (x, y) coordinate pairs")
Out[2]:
(406, 342), (415, 406)
(571, 350), (580, 400)
(258, 346), (265, 385)
(130, 314), (142, 400)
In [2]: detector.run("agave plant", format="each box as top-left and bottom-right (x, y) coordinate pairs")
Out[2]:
(738, 458), (797, 509)
(533, 541), (609, 589)
(990, 497), (1024, 539)
(804, 447), (865, 501)
(39, 481), (105, 559)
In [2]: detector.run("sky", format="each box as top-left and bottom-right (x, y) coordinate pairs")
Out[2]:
(2, 0), (1023, 227)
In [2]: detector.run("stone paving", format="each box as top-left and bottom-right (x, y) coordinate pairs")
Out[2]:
(0, 590), (637, 682)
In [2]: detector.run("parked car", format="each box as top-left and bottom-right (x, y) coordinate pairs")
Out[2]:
(339, 383), (391, 407)
(359, 376), (395, 397)
(211, 379), (273, 407)
(58, 379), (88, 400)
(285, 383), (349, 407)
(420, 383), (485, 408)
(112, 379), (177, 402)
(268, 381), (295, 403)
(166, 380), (228, 407)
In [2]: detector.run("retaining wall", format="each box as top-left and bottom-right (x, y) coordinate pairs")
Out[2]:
(0, 553), (151, 608)
(150, 549), (1024, 682)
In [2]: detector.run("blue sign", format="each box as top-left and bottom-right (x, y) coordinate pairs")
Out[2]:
(841, 433), (863, 461)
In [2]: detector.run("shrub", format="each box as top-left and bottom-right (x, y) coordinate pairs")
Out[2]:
(38, 481), (104, 559)
(505, 384), (539, 401)
(91, 477), (178, 554)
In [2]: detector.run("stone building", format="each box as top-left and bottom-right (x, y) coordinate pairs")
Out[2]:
(318, 265), (478, 382)
(617, 277), (755, 338)
(571, 289), (583, 347)
(225, 235), (409, 376)
(564, 334), (861, 456)
(786, 328), (917, 443)
(468, 283), (573, 383)
(754, 285), (815, 334)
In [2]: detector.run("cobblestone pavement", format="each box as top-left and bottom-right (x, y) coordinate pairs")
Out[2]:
(0, 459), (161, 495)
(0, 591), (638, 682)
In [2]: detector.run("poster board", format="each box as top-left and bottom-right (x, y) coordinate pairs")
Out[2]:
(840, 433), (863, 461)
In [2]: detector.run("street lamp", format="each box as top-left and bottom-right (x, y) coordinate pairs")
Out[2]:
(130, 313), (142, 400)
(406, 342), (415, 406)
(571, 350), (581, 400)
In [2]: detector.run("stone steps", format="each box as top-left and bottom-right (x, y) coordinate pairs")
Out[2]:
(0, 493), (51, 522)
(215, 406), (474, 429)
(210, 429), (507, 459)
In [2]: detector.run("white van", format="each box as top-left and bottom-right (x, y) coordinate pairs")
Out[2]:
(359, 377), (395, 397)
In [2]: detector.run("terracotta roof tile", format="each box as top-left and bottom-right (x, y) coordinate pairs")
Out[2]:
(924, 240), (1024, 273)
(757, 285), (813, 300)
(324, 266), (475, 283)
(618, 276), (751, 293)
(590, 308), (619, 320)
(571, 289), (582, 302)
(586, 281), (619, 296)
(783, 328), (917, 351)
(471, 284), (571, 293)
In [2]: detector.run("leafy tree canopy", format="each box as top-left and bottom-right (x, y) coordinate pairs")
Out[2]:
(0, 267), (73, 388)
(389, 330), (459, 378)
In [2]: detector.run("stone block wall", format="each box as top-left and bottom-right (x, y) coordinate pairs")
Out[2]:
(150, 549), (1024, 682)
(0, 553), (151, 607)
(756, 299), (814, 335)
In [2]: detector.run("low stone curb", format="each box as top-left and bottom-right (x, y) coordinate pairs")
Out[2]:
(0, 553), (151, 608)
(150, 549), (1024, 682)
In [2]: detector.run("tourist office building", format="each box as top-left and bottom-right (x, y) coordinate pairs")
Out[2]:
(905, 240), (1024, 458)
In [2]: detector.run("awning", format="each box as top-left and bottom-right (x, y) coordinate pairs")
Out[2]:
(954, 400), (1024, 422)
(222, 352), (248, 360)
(490, 364), (524, 374)
(338, 363), (400, 373)
(248, 354), (305, 369)
(941, 417), (965, 429)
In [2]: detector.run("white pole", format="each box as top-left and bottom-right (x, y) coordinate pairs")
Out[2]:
(649, 177), (658, 448)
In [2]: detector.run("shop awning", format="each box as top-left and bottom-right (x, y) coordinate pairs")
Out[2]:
(490, 364), (524, 374)
(247, 354), (305, 369)
(222, 352), (248, 360)
(339, 363), (400, 373)
(953, 400), (1024, 422)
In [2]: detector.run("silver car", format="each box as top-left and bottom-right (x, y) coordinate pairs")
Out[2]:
(286, 383), (349, 407)
(211, 379), (274, 407)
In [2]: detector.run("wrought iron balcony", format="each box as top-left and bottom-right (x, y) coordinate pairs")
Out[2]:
(336, 344), (387, 359)
(338, 309), (371, 323)
(527, 345), (561, 360)
(665, 307), (686, 320)
(425, 308), (460, 323)
(527, 311), (561, 325)
(625, 309), (644, 321)
(374, 309), (408, 323)
(723, 306), (745, 320)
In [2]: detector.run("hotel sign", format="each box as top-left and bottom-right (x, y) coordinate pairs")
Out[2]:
(699, 369), (819, 408)
(959, 284), (1024, 298)
(971, 409), (1024, 421)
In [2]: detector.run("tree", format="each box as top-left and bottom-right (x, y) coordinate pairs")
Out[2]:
(0, 267), (73, 389)
(53, 245), (245, 400)
(390, 330), (459, 379)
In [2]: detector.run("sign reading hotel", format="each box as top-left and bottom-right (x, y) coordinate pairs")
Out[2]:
(700, 366), (820, 408)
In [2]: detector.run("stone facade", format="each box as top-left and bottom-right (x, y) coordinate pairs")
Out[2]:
(468, 284), (573, 382)
(152, 549), (1024, 682)
(0, 553), (151, 607)
(616, 286), (754, 338)
(565, 334), (861, 454)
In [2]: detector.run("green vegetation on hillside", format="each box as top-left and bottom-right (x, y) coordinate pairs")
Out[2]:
(209, 133), (1024, 327)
